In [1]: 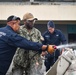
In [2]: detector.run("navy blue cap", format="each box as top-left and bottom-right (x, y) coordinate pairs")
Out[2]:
(47, 21), (55, 28)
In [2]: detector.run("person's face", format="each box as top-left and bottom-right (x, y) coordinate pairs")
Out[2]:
(48, 27), (55, 34)
(24, 20), (35, 29)
(11, 20), (20, 32)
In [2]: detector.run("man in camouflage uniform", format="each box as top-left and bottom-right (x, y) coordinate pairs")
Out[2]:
(12, 13), (44, 75)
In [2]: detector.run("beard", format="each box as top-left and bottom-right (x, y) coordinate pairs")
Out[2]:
(26, 23), (34, 29)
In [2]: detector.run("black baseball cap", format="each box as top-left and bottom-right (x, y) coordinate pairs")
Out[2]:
(7, 15), (21, 22)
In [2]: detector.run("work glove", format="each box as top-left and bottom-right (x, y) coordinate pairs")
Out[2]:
(47, 45), (57, 54)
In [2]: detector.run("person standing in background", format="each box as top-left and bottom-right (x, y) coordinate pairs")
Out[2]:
(42, 20), (67, 71)
(12, 13), (45, 75)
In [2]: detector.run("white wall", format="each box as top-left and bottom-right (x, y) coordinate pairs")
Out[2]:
(0, 5), (76, 20)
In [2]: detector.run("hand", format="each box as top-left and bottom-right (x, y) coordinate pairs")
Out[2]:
(41, 51), (47, 56)
(47, 45), (57, 54)
(41, 45), (57, 54)
(40, 51), (47, 60)
(40, 36), (44, 41)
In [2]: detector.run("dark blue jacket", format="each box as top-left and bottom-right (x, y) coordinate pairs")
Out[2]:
(42, 29), (67, 45)
(42, 29), (67, 71)
(0, 25), (42, 75)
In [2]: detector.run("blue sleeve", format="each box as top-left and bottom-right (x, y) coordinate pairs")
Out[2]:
(42, 33), (47, 45)
(59, 31), (67, 44)
(7, 33), (43, 51)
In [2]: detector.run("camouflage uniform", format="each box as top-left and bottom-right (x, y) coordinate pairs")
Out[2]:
(13, 25), (43, 75)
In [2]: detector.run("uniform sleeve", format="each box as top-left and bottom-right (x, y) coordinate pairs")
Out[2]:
(7, 33), (43, 52)
(59, 31), (67, 44)
(37, 30), (44, 43)
(42, 33), (47, 45)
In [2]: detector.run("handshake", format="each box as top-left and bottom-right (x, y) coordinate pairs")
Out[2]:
(42, 45), (57, 54)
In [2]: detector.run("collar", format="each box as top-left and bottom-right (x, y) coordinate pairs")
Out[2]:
(47, 30), (56, 34)
(21, 25), (35, 34)
(6, 25), (13, 31)
(6, 25), (16, 33)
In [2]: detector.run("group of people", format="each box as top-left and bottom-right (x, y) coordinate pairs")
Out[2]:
(0, 12), (67, 75)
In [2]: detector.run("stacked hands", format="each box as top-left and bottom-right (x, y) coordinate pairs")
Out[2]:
(41, 45), (57, 56)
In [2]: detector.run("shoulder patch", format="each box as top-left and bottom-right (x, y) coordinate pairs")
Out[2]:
(0, 32), (6, 37)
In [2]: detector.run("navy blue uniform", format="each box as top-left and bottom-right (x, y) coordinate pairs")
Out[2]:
(42, 29), (67, 71)
(0, 25), (43, 75)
